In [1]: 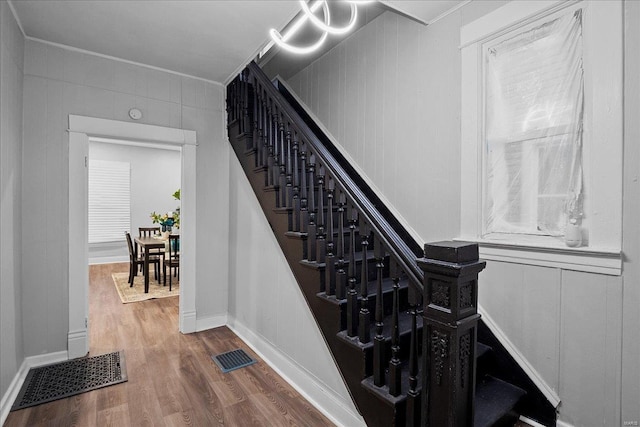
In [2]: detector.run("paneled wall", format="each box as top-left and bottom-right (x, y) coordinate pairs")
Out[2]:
(287, 10), (462, 244)
(284, 2), (639, 426)
(0, 0), (24, 402)
(480, 263), (623, 426)
(21, 39), (230, 356)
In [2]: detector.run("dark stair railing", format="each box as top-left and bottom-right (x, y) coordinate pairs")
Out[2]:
(225, 61), (521, 427)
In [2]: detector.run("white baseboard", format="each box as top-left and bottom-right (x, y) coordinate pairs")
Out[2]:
(519, 415), (553, 427)
(0, 350), (69, 425)
(479, 305), (561, 408)
(556, 420), (575, 427)
(88, 255), (128, 265)
(67, 328), (88, 359)
(180, 310), (197, 333)
(195, 314), (227, 332)
(227, 316), (365, 427)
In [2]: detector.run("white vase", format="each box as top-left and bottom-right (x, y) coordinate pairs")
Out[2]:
(565, 220), (582, 247)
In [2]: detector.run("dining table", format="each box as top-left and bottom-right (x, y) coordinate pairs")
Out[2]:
(134, 235), (167, 293)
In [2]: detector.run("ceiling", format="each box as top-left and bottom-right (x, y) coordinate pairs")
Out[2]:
(10, 0), (465, 84)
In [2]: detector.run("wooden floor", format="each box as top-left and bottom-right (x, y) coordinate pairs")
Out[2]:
(4, 263), (335, 427)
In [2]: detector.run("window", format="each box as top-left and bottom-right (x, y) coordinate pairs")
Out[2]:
(88, 160), (131, 243)
(483, 8), (584, 237)
(460, 0), (623, 274)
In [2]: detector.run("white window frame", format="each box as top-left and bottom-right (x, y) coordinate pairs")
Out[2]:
(459, 0), (623, 275)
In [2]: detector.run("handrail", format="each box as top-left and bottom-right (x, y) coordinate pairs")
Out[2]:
(246, 61), (425, 291)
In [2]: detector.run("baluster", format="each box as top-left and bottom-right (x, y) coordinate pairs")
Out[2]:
(299, 143), (308, 235)
(239, 71), (245, 134)
(358, 220), (370, 343)
(307, 154), (317, 262)
(232, 76), (239, 128)
(325, 178), (336, 296)
(232, 79), (237, 122)
(260, 93), (268, 169)
(373, 238), (385, 386)
(225, 80), (232, 122)
(272, 109), (281, 192)
(278, 117), (287, 208)
(252, 77), (260, 159)
(292, 133), (301, 231)
(237, 72), (243, 133)
(229, 79), (235, 122)
(335, 192), (347, 299)
(346, 208), (359, 337)
(266, 101), (275, 187)
(285, 128), (293, 210)
(406, 302), (421, 426)
(388, 260), (402, 396)
(269, 108), (280, 192)
(316, 166), (326, 264)
(238, 77), (243, 126)
(242, 69), (249, 136)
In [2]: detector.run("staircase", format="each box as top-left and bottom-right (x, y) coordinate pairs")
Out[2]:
(226, 61), (545, 427)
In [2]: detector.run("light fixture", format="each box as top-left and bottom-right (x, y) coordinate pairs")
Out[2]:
(268, 0), (371, 55)
(270, 0), (330, 55)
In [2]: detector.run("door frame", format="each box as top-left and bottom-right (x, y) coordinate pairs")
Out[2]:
(68, 115), (197, 358)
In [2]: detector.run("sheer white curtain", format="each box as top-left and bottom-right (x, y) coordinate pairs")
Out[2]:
(483, 9), (584, 237)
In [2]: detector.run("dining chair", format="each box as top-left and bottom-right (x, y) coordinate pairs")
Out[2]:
(163, 234), (180, 291)
(125, 232), (161, 286)
(138, 226), (164, 270)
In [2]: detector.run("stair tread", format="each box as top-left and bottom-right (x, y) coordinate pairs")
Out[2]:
(317, 276), (410, 303)
(336, 308), (423, 351)
(301, 249), (391, 270)
(474, 376), (526, 427)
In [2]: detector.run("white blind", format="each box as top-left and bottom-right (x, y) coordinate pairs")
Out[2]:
(88, 160), (131, 243)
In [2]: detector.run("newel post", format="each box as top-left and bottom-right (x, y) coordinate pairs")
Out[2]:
(418, 241), (485, 427)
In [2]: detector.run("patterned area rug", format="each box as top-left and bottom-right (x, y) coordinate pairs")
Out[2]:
(11, 351), (127, 411)
(112, 272), (179, 303)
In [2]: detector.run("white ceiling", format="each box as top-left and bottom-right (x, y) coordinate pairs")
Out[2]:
(10, 0), (465, 84)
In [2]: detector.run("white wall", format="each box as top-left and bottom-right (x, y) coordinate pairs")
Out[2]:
(285, 2), (639, 426)
(0, 0), (24, 402)
(88, 141), (181, 263)
(21, 39), (230, 356)
(287, 10), (462, 244)
(621, 1), (640, 425)
(226, 155), (364, 427)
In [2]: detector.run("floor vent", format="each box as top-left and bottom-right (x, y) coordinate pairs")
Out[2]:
(12, 350), (127, 411)
(212, 349), (256, 373)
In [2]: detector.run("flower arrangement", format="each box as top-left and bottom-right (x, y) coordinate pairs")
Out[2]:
(150, 189), (181, 230)
(150, 211), (176, 230)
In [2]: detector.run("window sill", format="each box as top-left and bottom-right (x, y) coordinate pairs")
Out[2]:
(455, 236), (622, 276)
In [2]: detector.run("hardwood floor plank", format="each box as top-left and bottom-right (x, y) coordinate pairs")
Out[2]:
(96, 403), (131, 427)
(4, 263), (335, 427)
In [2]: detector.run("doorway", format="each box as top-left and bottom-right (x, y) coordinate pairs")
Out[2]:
(68, 115), (197, 358)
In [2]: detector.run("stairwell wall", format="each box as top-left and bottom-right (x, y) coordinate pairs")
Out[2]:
(285, 2), (637, 426)
(0, 0), (24, 405)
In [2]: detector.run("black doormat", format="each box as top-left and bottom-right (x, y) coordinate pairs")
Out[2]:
(212, 349), (256, 373)
(11, 350), (128, 411)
